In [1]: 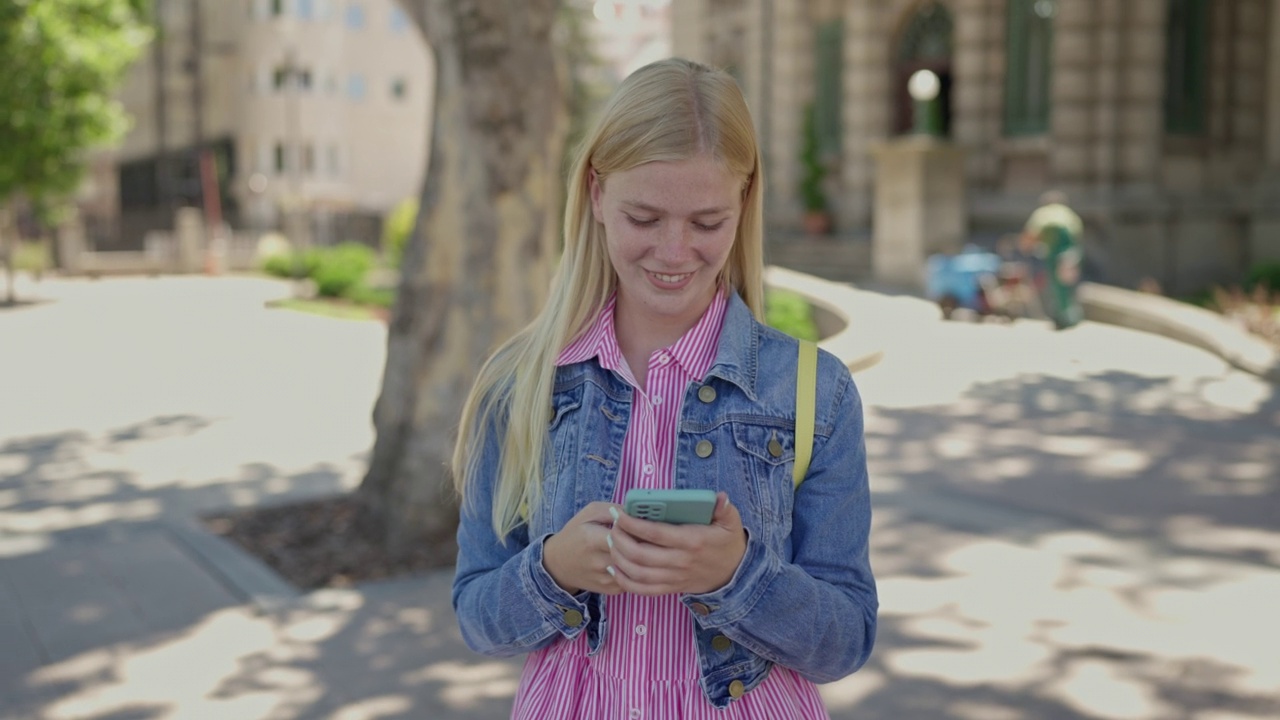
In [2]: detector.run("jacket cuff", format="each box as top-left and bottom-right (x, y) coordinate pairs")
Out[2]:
(681, 529), (779, 626)
(523, 533), (591, 639)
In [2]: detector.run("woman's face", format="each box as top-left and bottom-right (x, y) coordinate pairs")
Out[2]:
(590, 154), (743, 338)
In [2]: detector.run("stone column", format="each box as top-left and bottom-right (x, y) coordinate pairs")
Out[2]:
(952, 0), (1002, 187)
(1092, 0), (1123, 190)
(671, 0), (707, 62)
(841, 2), (890, 232)
(175, 206), (205, 274)
(767, 0), (809, 227)
(1049, 0), (1099, 187)
(871, 137), (968, 289)
(1270, 0), (1280, 169)
(1118, 0), (1166, 190)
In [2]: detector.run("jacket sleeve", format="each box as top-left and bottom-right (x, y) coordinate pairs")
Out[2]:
(681, 362), (878, 682)
(451, 410), (593, 657)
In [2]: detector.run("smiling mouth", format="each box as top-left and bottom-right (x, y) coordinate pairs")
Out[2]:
(651, 271), (693, 283)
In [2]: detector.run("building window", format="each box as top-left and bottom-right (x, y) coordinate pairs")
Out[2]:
(345, 2), (365, 29)
(1004, 0), (1055, 136)
(813, 19), (843, 159)
(391, 78), (407, 100)
(270, 0), (285, 17)
(1164, 0), (1208, 135)
(391, 6), (411, 33)
(348, 73), (366, 100)
(275, 143), (287, 174)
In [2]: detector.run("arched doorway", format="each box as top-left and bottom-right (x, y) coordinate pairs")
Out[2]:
(893, 2), (954, 136)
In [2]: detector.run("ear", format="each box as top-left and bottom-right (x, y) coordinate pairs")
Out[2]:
(589, 168), (604, 224)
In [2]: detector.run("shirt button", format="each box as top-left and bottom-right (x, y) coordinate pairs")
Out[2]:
(629, 710), (641, 719)
(643, 464), (653, 475)
(562, 609), (583, 627)
(728, 679), (746, 699)
(698, 385), (717, 403)
(635, 624), (647, 636)
(652, 395), (663, 405)
(695, 440), (713, 458)
(658, 353), (670, 364)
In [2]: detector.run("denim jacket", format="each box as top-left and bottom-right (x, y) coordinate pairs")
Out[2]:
(452, 292), (878, 709)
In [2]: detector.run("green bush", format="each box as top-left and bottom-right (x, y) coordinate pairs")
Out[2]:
(766, 289), (820, 342)
(14, 242), (52, 274)
(382, 198), (418, 268)
(261, 252), (295, 278)
(1246, 262), (1280, 293)
(311, 243), (376, 298)
(344, 283), (396, 308)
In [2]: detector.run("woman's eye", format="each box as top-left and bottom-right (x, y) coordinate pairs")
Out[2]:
(694, 221), (725, 232)
(626, 215), (658, 227)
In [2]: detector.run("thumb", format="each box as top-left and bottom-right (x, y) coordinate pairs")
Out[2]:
(711, 492), (741, 528)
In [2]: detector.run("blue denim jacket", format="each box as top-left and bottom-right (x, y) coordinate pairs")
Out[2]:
(452, 292), (878, 709)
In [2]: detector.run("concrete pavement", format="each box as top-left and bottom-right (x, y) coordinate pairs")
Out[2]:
(1, 273), (1277, 719)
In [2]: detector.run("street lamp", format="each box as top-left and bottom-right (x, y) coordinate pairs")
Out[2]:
(908, 68), (942, 137)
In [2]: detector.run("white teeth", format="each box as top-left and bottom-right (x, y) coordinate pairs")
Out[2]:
(653, 272), (690, 283)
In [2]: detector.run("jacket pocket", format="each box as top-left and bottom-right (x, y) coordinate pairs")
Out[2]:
(730, 420), (796, 546)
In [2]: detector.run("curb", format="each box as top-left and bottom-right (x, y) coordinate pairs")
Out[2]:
(1080, 282), (1280, 384)
(164, 516), (301, 615)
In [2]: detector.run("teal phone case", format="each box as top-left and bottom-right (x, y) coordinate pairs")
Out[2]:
(623, 488), (717, 525)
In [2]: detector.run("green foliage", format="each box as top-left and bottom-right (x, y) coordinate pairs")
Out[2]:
(344, 283), (396, 309)
(766, 289), (821, 342)
(0, 0), (151, 204)
(1245, 262), (1280, 293)
(310, 243), (376, 298)
(381, 198), (418, 268)
(13, 241), (51, 273)
(799, 104), (827, 213)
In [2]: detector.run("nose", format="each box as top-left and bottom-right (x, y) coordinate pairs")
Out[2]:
(653, 221), (694, 266)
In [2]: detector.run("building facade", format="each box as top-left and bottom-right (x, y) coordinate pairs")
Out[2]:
(88, 0), (432, 251)
(674, 0), (1280, 293)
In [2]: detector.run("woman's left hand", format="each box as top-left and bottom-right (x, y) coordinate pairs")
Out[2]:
(607, 492), (747, 595)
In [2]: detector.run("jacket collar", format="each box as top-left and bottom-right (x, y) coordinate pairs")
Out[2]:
(704, 290), (760, 402)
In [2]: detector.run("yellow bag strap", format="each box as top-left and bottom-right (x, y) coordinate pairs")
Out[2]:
(793, 340), (817, 489)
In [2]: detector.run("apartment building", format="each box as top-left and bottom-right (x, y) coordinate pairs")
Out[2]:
(674, 0), (1280, 293)
(89, 0), (432, 250)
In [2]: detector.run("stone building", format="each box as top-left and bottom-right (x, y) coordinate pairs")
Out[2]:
(673, 0), (1280, 293)
(85, 0), (432, 251)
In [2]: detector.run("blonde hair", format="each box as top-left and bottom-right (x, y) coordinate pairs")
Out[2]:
(452, 58), (766, 539)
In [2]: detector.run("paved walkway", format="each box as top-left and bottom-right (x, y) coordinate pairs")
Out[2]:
(0, 273), (1277, 720)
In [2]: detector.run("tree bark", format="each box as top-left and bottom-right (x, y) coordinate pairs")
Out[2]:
(0, 201), (15, 305)
(360, 0), (566, 553)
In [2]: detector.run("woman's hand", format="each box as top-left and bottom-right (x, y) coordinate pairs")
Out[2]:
(542, 502), (624, 596)
(607, 492), (747, 596)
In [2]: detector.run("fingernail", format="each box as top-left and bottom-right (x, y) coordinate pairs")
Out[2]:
(606, 533), (613, 549)
(606, 565), (616, 577)
(608, 507), (620, 522)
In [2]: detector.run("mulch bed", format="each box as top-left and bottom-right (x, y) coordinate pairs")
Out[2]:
(202, 494), (457, 591)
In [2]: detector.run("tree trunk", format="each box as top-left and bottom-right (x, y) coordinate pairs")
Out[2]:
(360, 0), (566, 553)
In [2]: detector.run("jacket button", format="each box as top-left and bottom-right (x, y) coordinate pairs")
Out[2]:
(711, 634), (733, 652)
(698, 385), (717, 403)
(690, 602), (711, 616)
(695, 440), (713, 458)
(562, 609), (583, 627)
(728, 679), (745, 699)
(768, 437), (783, 457)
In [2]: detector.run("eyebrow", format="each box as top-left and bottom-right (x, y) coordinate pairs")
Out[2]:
(621, 201), (733, 216)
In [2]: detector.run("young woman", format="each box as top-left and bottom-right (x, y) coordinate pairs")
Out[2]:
(451, 58), (877, 718)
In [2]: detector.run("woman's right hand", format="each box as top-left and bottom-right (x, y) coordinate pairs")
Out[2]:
(542, 502), (623, 596)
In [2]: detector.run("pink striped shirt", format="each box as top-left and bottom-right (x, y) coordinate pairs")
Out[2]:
(512, 290), (829, 719)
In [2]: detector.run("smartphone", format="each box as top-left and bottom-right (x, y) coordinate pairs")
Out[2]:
(623, 488), (718, 525)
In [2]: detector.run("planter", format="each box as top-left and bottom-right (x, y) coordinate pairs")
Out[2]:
(802, 211), (832, 236)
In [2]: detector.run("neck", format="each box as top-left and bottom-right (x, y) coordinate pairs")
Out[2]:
(613, 289), (716, 389)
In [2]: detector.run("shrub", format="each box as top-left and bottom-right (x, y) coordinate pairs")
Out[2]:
(382, 198), (418, 268)
(1245, 262), (1280, 293)
(14, 241), (51, 274)
(344, 283), (396, 308)
(766, 289), (820, 341)
(311, 243), (376, 298)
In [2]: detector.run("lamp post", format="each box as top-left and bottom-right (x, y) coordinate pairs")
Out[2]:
(908, 68), (942, 137)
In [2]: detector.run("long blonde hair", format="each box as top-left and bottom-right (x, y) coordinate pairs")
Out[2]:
(452, 58), (766, 539)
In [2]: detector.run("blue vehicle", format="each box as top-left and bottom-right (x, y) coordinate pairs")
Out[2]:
(926, 245), (1029, 320)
